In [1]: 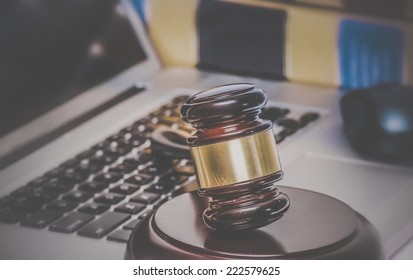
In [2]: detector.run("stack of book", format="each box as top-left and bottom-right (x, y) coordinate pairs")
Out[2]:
(142, 0), (413, 89)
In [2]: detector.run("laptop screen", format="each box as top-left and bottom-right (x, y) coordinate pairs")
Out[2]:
(0, 0), (147, 137)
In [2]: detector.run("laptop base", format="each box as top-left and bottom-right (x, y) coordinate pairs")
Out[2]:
(126, 187), (384, 259)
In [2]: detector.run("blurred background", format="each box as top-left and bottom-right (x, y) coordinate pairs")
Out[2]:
(134, 0), (412, 89)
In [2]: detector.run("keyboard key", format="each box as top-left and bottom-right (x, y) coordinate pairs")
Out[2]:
(92, 141), (108, 151)
(28, 176), (49, 186)
(140, 163), (168, 177)
(93, 172), (123, 184)
(26, 184), (45, 195)
(157, 115), (180, 126)
(161, 113), (181, 123)
(47, 167), (87, 183)
(113, 139), (136, 151)
(46, 200), (78, 212)
(59, 158), (79, 169)
(49, 212), (94, 234)
(42, 180), (74, 194)
(159, 103), (179, 114)
(159, 172), (188, 185)
(299, 112), (320, 127)
(163, 105), (182, 115)
(94, 193), (125, 205)
(121, 134), (147, 148)
(115, 202), (145, 215)
(93, 147), (117, 159)
(62, 191), (93, 203)
(103, 133), (122, 144)
(110, 183), (140, 195)
(278, 119), (299, 137)
(10, 198), (43, 214)
(145, 182), (175, 194)
(148, 109), (164, 120)
(278, 118), (299, 130)
(45, 167), (65, 178)
(174, 165), (195, 176)
(78, 203), (110, 215)
(103, 146), (127, 158)
(78, 181), (108, 193)
(77, 212), (130, 239)
(126, 174), (153, 186)
(260, 107), (290, 122)
(123, 154), (153, 168)
(0, 196), (16, 209)
(279, 128), (297, 137)
(77, 158), (104, 174)
(108, 163), (136, 175)
(0, 209), (27, 224)
(10, 185), (33, 198)
(105, 141), (133, 156)
(21, 210), (62, 229)
(107, 229), (132, 243)
(27, 191), (58, 203)
(123, 219), (143, 230)
(132, 119), (157, 134)
(76, 149), (97, 160)
(60, 167), (89, 183)
(130, 192), (160, 204)
(119, 125), (134, 135)
(90, 151), (118, 166)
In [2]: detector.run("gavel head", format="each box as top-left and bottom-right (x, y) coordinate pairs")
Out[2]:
(181, 83), (289, 231)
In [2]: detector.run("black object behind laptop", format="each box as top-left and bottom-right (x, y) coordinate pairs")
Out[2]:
(340, 84), (413, 160)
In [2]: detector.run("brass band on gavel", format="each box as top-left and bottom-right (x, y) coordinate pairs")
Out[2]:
(190, 129), (281, 189)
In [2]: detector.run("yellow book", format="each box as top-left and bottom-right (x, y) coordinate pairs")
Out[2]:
(145, 0), (412, 87)
(286, 7), (340, 86)
(226, 0), (412, 88)
(294, 0), (343, 9)
(146, 0), (198, 66)
(228, 0), (340, 86)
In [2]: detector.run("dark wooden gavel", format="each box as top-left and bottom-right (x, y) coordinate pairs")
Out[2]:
(181, 83), (289, 231)
(126, 84), (383, 259)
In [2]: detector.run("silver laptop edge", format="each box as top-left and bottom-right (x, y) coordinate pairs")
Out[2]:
(0, 0), (162, 168)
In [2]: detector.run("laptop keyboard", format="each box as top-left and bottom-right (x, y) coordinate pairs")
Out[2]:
(0, 94), (320, 243)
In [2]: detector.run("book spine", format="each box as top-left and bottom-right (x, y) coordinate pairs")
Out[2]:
(143, 0), (412, 88)
(224, 0), (413, 88)
(286, 6), (340, 86)
(145, 0), (198, 67)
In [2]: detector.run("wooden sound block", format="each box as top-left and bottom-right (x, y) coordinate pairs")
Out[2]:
(126, 187), (384, 259)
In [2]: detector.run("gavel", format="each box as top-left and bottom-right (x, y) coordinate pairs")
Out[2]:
(127, 84), (383, 259)
(180, 83), (290, 231)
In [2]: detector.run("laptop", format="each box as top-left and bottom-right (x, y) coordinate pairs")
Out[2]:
(0, 0), (412, 259)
